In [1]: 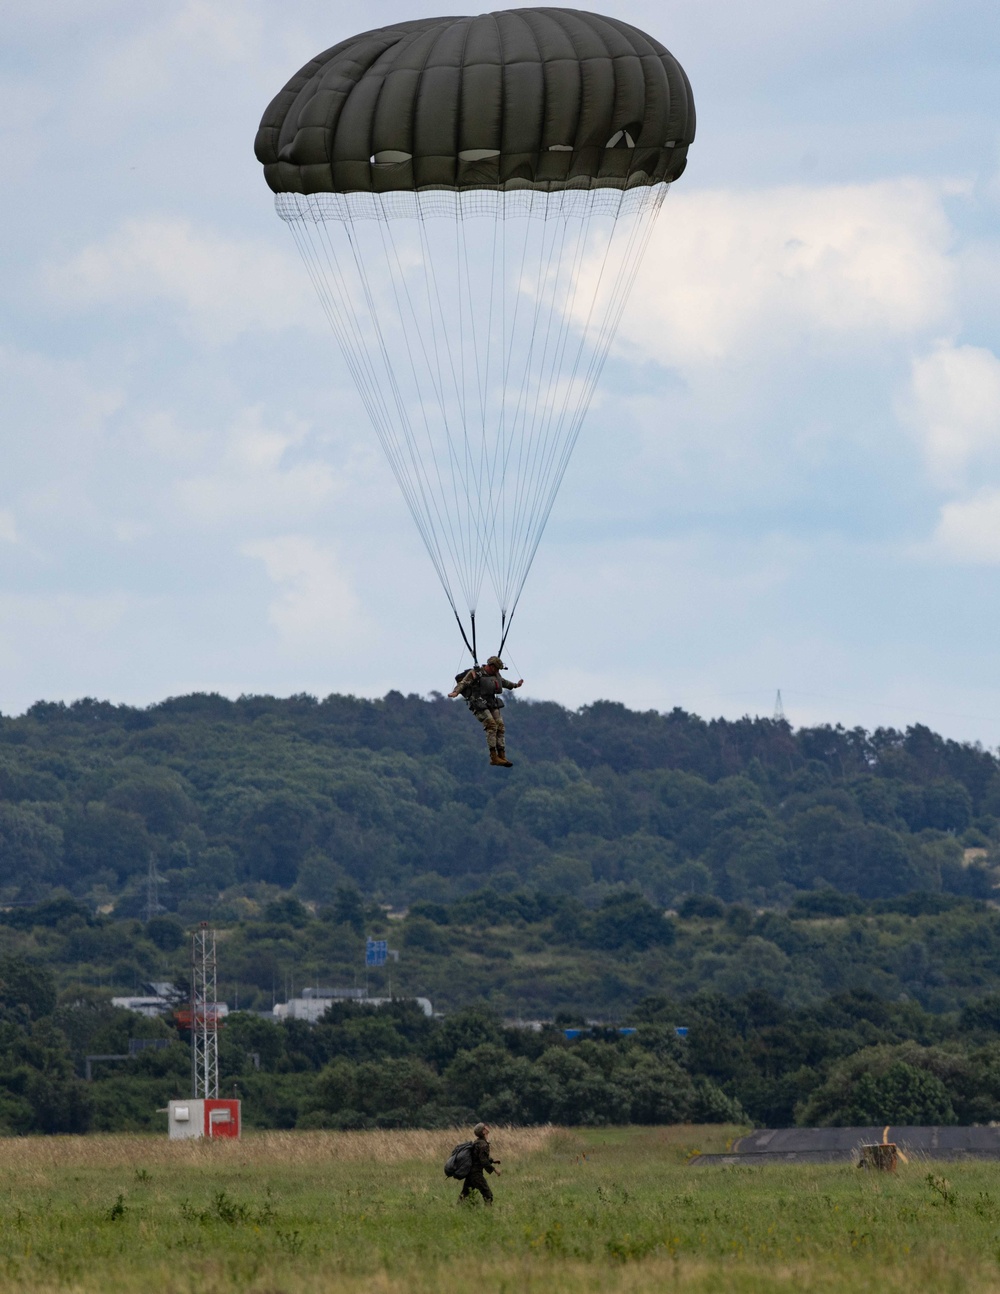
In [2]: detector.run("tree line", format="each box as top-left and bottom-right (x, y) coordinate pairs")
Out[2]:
(5, 947), (1000, 1134)
(5, 885), (1000, 1019)
(0, 691), (996, 917)
(2, 690), (1000, 1133)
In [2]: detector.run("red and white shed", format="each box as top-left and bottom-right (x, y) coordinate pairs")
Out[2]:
(167, 1098), (241, 1139)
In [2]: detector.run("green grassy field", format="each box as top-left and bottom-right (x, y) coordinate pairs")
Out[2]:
(2, 1125), (999, 1292)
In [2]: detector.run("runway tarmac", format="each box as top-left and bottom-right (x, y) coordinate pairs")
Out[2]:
(690, 1125), (1000, 1165)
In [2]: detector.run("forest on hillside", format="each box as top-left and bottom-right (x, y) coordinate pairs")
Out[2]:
(0, 691), (997, 916)
(6, 941), (1000, 1135)
(5, 887), (1000, 1018)
(3, 691), (1000, 1134)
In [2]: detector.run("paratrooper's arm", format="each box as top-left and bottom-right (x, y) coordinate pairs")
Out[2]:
(448, 669), (476, 699)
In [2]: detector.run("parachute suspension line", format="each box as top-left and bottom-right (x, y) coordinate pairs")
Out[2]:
(358, 195), (493, 651)
(442, 199), (494, 618)
(453, 606), (476, 661)
(550, 188), (666, 510)
(555, 187), (666, 484)
(504, 200), (611, 607)
(300, 213), (420, 535)
(502, 188), (667, 622)
(347, 211), (468, 618)
(507, 208), (646, 621)
(452, 205), (484, 617)
(284, 207), (464, 633)
(455, 202), (486, 538)
(478, 199), (514, 620)
(502, 201), (593, 615)
(277, 184), (668, 657)
(494, 189), (665, 628)
(383, 212), (473, 606)
(409, 209), (480, 612)
(479, 194), (542, 620)
(468, 192), (507, 616)
(492, 192), (538, 618)
(494, 207), (566, 600)
(296, 200), (470, 638)
(365, 206), (478, 624)
(497, 605), (514, 659)
(498, 196), (601, 617)
(474, 197), (572, 620)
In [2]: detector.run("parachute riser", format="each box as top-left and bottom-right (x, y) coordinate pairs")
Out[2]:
(453, 606), (515, 668)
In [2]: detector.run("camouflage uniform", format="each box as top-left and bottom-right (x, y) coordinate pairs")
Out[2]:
(454, 668), (518, 755)
(459, 1133), (497, 1204)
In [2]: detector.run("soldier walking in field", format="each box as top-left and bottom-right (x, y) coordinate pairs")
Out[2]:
(448, 657), (523, 766)
(459, 1122), (500, 1205)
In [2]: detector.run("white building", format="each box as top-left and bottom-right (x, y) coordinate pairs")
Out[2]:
(112, 984), (228, 1020)
(273, 986), (432, 1022)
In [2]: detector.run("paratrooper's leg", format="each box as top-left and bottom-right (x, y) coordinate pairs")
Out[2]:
(475, 709), (499, 760)
(494, 713), (512, 767)
(459, 1170), (493, 1204)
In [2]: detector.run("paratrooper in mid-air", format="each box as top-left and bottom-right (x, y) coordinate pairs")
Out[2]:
(449, 656), (523, 766)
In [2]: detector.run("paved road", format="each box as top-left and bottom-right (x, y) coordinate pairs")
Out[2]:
(691, 1126), (1000, 1166)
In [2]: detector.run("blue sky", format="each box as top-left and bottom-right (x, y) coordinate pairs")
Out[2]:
(2, 1), (999, 743)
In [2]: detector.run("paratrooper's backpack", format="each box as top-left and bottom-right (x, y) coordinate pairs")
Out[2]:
(444, 1140), (475, 1179)
(453, 667), (504, 713)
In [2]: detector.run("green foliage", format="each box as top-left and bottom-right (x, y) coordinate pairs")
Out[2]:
(263, 897), (310, 928)
(14, 1127), (1000, 1293)
(328, 885), (365, 934)
(588, 892), (675, 951)
(799, 1045), (961, 1126)
(0, 694), (997, 917)
(0, 954), (56, 1020)
(4, 692), (1000, 1133)
(145, 916), (185, 951)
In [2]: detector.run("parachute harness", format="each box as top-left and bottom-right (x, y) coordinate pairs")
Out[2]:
(279, 185), (667, 660)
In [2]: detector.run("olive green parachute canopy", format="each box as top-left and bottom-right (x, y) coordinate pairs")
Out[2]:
(255, 8), (695, 194)
(257, 10), (694, 660)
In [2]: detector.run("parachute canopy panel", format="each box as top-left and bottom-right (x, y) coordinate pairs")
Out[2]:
(255, 8), (695, 195)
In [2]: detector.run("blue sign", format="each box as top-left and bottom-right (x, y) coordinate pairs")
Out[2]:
(365, 938), (388, 967)
(675, 1026), (689, 1039)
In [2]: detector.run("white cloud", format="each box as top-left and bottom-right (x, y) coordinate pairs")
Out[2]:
(0, 511), (18, 545)
(929, 490), (1000, 564)
(174, 408), (338, 525)
(0, 346), (123, 529)
(133, 410), (209, 465)
(6, 1), (132, 40)
(903, 341), (1000, 488)
(0, 76), (52, 182)
(242, 535), (366, 649)
(618, 180), (955, 367)
(112, 520), (153, 543)
(0, 592), (132, 670)
(93, 0), (262, 104)
(48, 217), (311, 342)
(0, 344), (123, 448)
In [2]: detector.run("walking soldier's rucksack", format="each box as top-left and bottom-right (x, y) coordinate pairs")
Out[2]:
(444, 1140), (475, 1179)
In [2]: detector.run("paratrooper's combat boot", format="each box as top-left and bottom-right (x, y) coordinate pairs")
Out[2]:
(494, 747), (513, 767)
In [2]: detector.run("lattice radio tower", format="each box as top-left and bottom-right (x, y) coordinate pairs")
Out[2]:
(191, 922), (219, 1099)
(773, 690), (786, 723)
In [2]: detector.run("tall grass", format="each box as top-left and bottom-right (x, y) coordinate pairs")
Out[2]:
(2, 1125), (999, 1292)
(0, 1124), (555, 1174)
